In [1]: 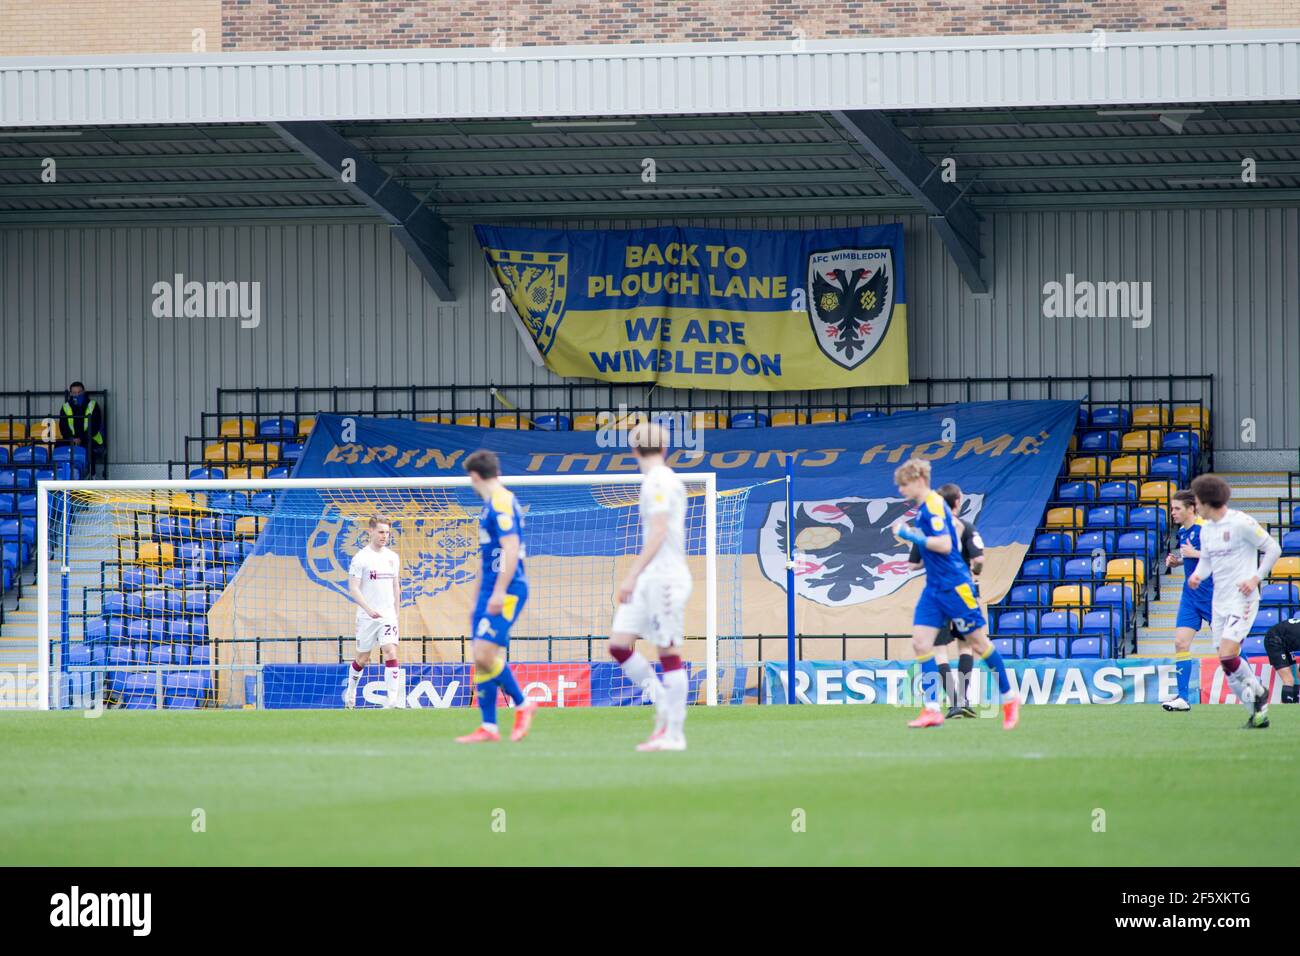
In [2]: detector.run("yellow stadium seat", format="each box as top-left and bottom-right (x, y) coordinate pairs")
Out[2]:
(573, 414), (598, 431)
(691, 411), (727, 429)
(226, 466), (268, 480)
(1172, 406), (1210, 432)
(1132, 406), (1170, 427)
(1068, 457), (1106, 478)
(138, 541), (175, 566)
(1046, 507), (1084, 530)
(1140, 480), (1177, 504)
(771, 411), (808, 427)
(810, 410), (846, 425)
(417, 415), (451, 425)
(297, 416), (317, 437)
(1121, 430), (1159, 451)
(1109, 455), (1148, 477)
(203, 441), (243, 464)
(1106, 558), (1146, 590)
(219, 418), (256, 438)
(1273, 556), (1300, 579)
(0, 422), (27, 440)
(169, 492), (200, 512)
(455, 414), (489, 427)
(1067, 434), (1077, 452)
(235, 516), (260, 538)
(1053, 585), (1092, 608)
(492, 414), (527, 429)
(241, 442), (278, 463)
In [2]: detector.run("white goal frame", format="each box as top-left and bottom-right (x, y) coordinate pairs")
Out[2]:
(34, 473), (720, 711)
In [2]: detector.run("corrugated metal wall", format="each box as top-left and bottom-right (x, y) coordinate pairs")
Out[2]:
(1, 209), (1296, 466)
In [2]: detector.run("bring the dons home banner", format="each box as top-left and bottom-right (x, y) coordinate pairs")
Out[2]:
(206, 401), (1078, 666)
(473, 223), (909, 390)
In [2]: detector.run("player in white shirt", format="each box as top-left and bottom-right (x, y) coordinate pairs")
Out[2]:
(1187, 474), (1283, 728)
(342, 516), (405, 710)
(609, 422), (692, 752)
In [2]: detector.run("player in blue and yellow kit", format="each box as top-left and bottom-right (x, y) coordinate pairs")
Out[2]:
(891, 458), (1020, 729)
(1161, 489), (1214, 712)
(455, 449), (538, 744)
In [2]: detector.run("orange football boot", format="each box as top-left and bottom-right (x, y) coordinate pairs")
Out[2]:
(510, 702), (538, 742)
(1002, 696), (1021, 730)
(455, 726), (502, 744)
(907, 707), (945, 728)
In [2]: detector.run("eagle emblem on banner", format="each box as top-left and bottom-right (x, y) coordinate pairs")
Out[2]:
(759, 494), (984, 607)
(483, 247), (569, 361)
(807, 247), (896, 370)
(301, 499), (478, 604)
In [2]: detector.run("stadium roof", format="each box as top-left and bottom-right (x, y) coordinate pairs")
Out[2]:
(2, 29), (1297, 293)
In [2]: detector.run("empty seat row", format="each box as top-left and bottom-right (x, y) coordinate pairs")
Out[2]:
(1080, 406), (1209, 432)
(102, 588), (220, 616)
(86, 617), (211, 644)
(992, 636), (1114, 659)
(137, 537), (256, 567)
(1065, 454), (1192, 482)
(1055, 479), (1176, 503)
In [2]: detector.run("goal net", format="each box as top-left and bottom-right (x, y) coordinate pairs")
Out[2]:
(34, 475), (755, 711)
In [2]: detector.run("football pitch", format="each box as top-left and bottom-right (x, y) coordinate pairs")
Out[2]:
(3, 706), (1297, 867)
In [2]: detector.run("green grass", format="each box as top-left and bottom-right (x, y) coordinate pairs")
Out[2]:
(2, 705), (1297, 866)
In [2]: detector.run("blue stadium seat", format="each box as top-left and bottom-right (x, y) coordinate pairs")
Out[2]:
(996, 610), (1037, 634)
(266, 466), (292, 480)
(1080, 430), (1120, 452)
(250, 491), (277, 510)
(1034, 532), (1072, 554)
(190, 644), (212, 666)
(1094, 583), (1134, 621)
(1069, 636), (1108, 658)
(84, 617), (107, 645)
(1040, 611), (1080, 638)
(1009, 584), (1045, 606)
(126, 619), (149, 643)
(1056, 481), (1096, 502)
(182, 567), (205, 587)
(1021, 557), (1061, 581)
(208, 492), (248, 511)
(11, 445), (49, 464)
(1161, 430), (1201, 456)
(166, 619), (190, 643)
(202, 567), (228, 588)
(729, 412), (768, 429)
(259, 417), (296, 439)
(164, 672), (211, 709)
(163, 567), (187, 590)
(279, 442), (305, 462)
(52, 445), (89, 476)
(190, 619), (209, 642)
(1087, 505), (1127, 528)
(1090, 407), (1131, 428)
(1261, 583), (1299, 607)
(120, 567), (160, 591)
(1149, 454), (1189, 483)
(0, 493), (14, 515)
(1128, 507), (1168, 535)
(142, 590), (167, 615)
(66, 642), (92, 667)
(1081, 609), (1122, 639)
(531, 414), (572, 431)
(0, 518), (35, 547)
(1250, 608), (1280, 636)
(194, 516), (235, 539)
(1026, 637), (1065, 659)
(1282, 531), (1300, 555)
(1063, 557), (1099, 581)
(103, 592), (143, 617)
(150, 643), (175, 664)
(1240, 636), (1266, 658)
(178, 542), (216, 566)
(17, 493), (35, 515)
(1116, 531), (1154, 562)
(118, 673), (158, 709)
(190, 466), (224, 480)
(185, 589), (214, 613)
(1075, 530), (1115, 554)
(848, 409), (887, 422)
(155, 516), (192, 539)
(992, 637), (1021, 659)
(1098, 481), (1138, 501)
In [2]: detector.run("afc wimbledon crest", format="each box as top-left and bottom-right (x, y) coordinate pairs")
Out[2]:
(759, 494), (984, 607)
(807, 247), (895, 370)
(483, 247), (569, 361)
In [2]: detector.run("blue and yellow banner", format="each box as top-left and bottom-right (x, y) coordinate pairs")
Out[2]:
(201, 401), (1074, 651)
(474, 223), (908, 390)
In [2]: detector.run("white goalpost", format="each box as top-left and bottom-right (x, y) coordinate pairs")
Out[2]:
(31, 473), (752, 712)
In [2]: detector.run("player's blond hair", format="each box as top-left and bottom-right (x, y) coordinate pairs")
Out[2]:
(628, 421), (669, 456)
(367, 515), (390, 530)
(893, 458), (931, 487)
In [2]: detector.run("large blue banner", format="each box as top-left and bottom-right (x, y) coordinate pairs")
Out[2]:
(267, 400), (1077, 635)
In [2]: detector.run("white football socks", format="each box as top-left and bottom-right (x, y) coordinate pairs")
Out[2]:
(385, 666), (404, 707)
(662, 668), (688, 740)
(620, 651), (667, 728)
